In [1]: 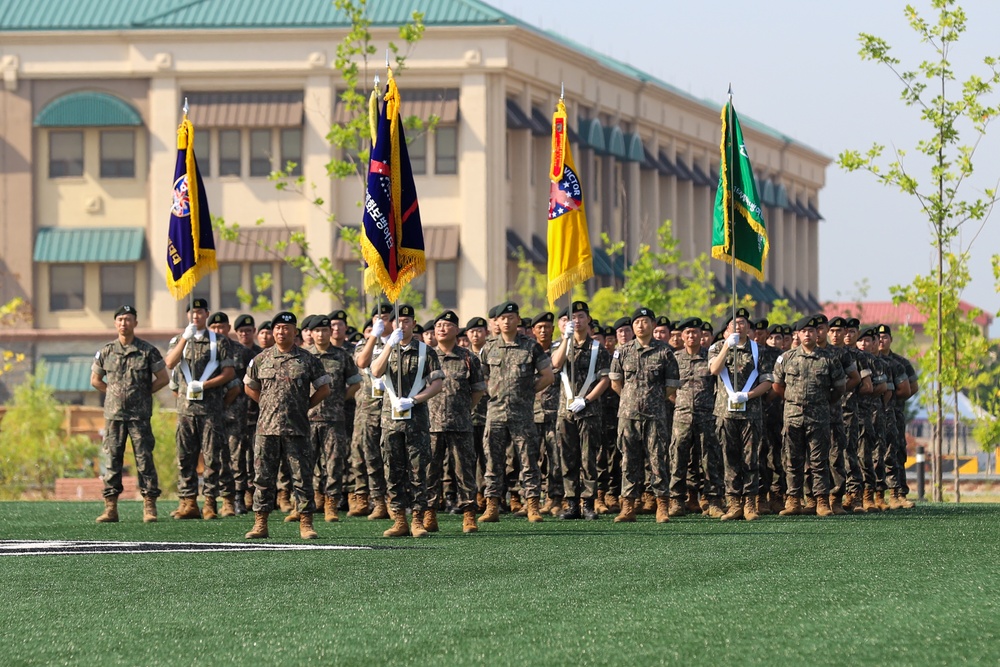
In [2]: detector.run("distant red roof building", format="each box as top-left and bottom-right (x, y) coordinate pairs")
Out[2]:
(823, 300), (993, 334)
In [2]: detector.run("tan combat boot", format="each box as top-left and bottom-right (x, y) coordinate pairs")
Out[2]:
(770, 493), (786, 514)
(757, 492), (772, 516)
(667, 498), (686, 518)
(816, 495), (834, 517)
(142, 496), (157, 523)
(244, 511), (269, 539)
(779, 495), (802, 516)
(655, 497), (670, 524)
(479, 497), (501, 523)
(842, 493), (857, 512)
(462, 509), (478, 534)
(830, 494), (848, 515)
(526, 497), (544, 523)
(802, 496), (817, 515)
(699, 497), (711, 514)
(220, 496), (237, 518)
(324, 496), (340, 523)
(743, 495), (760, 521)
(686, 490), (701, 514)
(277, 489), (293, 513)
(284, 501), (301, 522)
(368, 497), (389, 520)
(314, 492), (325, 513)
(613, 497), (636, 523)
(719, 495), (744, 521)
(539, 496), (555, 515)
(476, 492), (486, 512)
(174, 497), (202, 520)
(410, 511), (429, 538)
(594, 491), (610, 515)
(510, 493), (526, 517)
(548, 498), (565, 517)
(874, 490), (890, 511)
(382, 509), (410, 537)
(244, 490), (254, 510)
(887, 489), (906, 510)
(348, 493), (368, 517)
(640, 492), (657, 515)
(202, 496), (218, 520)
(707, 497), (727, 518)
(897, 492), (915, 509)
(862, 488), (878, 512)
(96, 496), (119, 523)
(604, 494), (620, 513)
(423, 508), (439, 533)
(299, 512), (318, 539)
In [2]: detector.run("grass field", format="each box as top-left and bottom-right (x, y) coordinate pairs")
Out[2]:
(0, 502), (997, 666)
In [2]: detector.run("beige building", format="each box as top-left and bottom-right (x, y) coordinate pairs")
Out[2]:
(0, 0), (829, 402)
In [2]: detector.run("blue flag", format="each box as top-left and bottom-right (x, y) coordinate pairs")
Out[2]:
(167, 117), (216, 299)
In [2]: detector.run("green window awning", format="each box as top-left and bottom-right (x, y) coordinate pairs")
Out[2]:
(577, 118), (606, 153)
(604, 125), (626, 159)
(35, 92), (142, 128)
(592, 247), (625, 279)
(41, 357), (97, 393)
(34, 227), (145, 263)
(625, 132), (645, 163)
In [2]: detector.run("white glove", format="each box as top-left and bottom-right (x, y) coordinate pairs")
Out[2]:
(396, 397), (414, 412)
(732, 391), (749, 404)
(371, 318), (385, 338)
(188, 380), (204, 394)
(372, 377), (386, 391)
(386, 327), (404, 347)
(182, 323), (198, 340)
(564, 320), (576, 337)
(726, 333), (740, 347)
(568, 397), (587, 413)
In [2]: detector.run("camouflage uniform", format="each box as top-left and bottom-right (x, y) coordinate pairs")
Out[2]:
(671, 348), (724, 500)
(759, 345), (785, 498)
(219, 343), (257, 498)
(471, 353), (489, 495)
(823, 345), (855, 498)
(773, 347), (846, 498)
(608, 339), (680, 499)
(557, 337), (611, 500)
(427, 344), (486, 511)
(235, 342), (263, 496)
(92, 337), (166, 499)
(169, 332), (236, 499)
(306, 343), (361, 502)
(870, 355), (893, 492)
(351, 342), (388, 501)
(887, 351), (917, 495)
(380, 340), (443, 513)
(598, 376), (622, 498)
(244, 345), (331, 513)
(880, 354), (911, 492)
(535, 346), (562, 500)
(851, 348), (880, 492)
(481, 334), (552, 499)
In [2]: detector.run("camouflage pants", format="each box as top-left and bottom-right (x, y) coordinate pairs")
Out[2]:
(596, 425), (621, 496)
(618, 417), (669, 499)
(473, 423), (486, 493)
(537, 418), (563, 499)
(505, 440), (521, 496)
(881, 407), (906, 491)
(428, 431), (477, 510)
(101, 419), (159, 499)
(717, 417), (760, 497)
(782, 420), (832, 498)
(839, 410), (864, 495)
(252, 435), (315, 514)
(485, 421), (540, 499)
(176, 413), (224, 499)
(828, 410), (850, 497)
(351, 416), (386, 499)
(760, 407), (785, 496)
(559, 415), (600, 499)
(233, 420), (257, 494)
(854, 406), (877, 490)
(872, 408), (888, 491)
(218, 412), (244, 497)
(891, 410), (910, 494)
(382, 428), (430, 513)
(312, 421), (348, 499)
(671, 419), (723, 499)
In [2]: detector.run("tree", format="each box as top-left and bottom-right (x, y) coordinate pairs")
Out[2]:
(838, 0), (1000, 501)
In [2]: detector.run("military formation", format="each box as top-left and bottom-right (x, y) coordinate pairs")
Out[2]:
(90, 298), (920, 538)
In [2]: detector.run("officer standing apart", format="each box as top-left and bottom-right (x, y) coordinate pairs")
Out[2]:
(243, 311), (331, 539)
(91, 305), (170, 523)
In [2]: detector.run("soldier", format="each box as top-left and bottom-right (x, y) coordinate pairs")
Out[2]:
(427, 310), (486, 534)
(772, 316), (846, 516)
(256, 320), (274, 349)
(329, 309), (355, 512)
(670, 317), (726, 518)
(242, 311), (331, 539)
(304, 315), (362, 523)
(90, 305), (169, 523)
(856, 327), (889, 511)
(700, 320), (715, 351)
(653, 315), (671, 343)
(465, 316), (490, 510)
(599, 318), (632, 512)
(478, 301), (555, 523)
(843, 318), (876, 512)
(368, 304), (444, 538)
(231, 314), (262, 514)
(877, 324), (918, 509)
(207, 311), (244, 517)
(760, 323), (787, 513)
(608, 307), (679, 523)
(708, 307), (773, 521)
(550, 301), (611, 520)
(532, 311), (563, 516)
(164, 298), (236, 520)
(826, 316), (865, 514)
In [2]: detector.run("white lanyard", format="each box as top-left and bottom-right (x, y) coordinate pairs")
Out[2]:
(561, 338), (600, 402)
(720, 339), (758, 400)
(384, 340), (427, 402)
(180, 330), (219, 385)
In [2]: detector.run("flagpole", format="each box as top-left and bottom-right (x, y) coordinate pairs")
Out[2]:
(727, 85), (736, 326)
(560, 83), (575, 395)
(183, 96), (194, 315)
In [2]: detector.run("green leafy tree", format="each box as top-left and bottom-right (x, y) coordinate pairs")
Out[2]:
(150, 404), (179, 499)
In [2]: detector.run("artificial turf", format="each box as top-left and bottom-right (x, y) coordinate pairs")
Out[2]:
(0, 502), (997, 666)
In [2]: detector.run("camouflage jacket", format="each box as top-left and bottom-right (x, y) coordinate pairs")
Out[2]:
(428, 344), (486, 433)
(673, 348), (715, 425)
(92, 337), (165, 421)
(379, 339), (444, 433)
(707, 338), (774, 422)
(556, 336), (611, 421)
(481, 334), (552, 424)
(306, 343), (362, 423)
(608, 338), (680, 421)
(244, 345), (331, 437)
(773, 346), (846, 426)
(533, 344), (561, 424)
(168, 332), (236, 417)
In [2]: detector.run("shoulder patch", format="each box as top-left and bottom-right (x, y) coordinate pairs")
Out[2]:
(776, 354), (783, 364)
(247, 359), (254, 369)
(613, 350), (620, 359)
(94, 350), (101, 360)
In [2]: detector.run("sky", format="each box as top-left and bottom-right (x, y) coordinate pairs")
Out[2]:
(493, 0), (1000, 334)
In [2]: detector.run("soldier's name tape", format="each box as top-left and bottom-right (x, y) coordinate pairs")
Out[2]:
(0, 540), (396, 557)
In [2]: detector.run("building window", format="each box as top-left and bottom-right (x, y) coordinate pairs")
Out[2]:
(49, 131), (84, 178)
(280, 262), (303, 305)
(193, 129), (211, 177)
(409, 272), (427, 304)
(219, 129), (241, 176)
(100, 265), (135, 311)
(435, 126), (457, 174)
(280, 128), (302, 176)
(409, 133), (427, 175)
(219, 263), (242, 311)
(250, 129), (272, 177)
(50, 264), (84, 311)
(100, 130), (135, 178)
(435, 260), (457, 308)
(250, 261), (273, 303)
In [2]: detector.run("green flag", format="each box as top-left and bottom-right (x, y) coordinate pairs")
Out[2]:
(712, 100), (768, 281)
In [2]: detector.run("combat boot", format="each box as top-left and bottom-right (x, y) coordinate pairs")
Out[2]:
(96, 496), (119, 523)
(816, 495), (834, 517)
(779, 496), (802, 516)
(743, 495), (760, 521)
(801, 496), (817, 515)
(540, 496), (556, 515)
(510, 493), (526, 517)
(462, 509), (479, 533)
(220, 496), (237, 518)
(479, 497), (501, 523)
(410, 511), (429, 538)
(655, 497), (670, 524)
(233, 494), (247, 516)
(476, 492), (486, 512)
(324, 496), (340, 523)
(559, 498), (581, 520)
(770, 493), (786, 515)
(719, 495), (744, 521)
(526, 497), (544, 523)
(594, 491), (610, 515)
(829, 494), (848, 515)
(423, 508), (439, 532)
(368, 497), (389, 520)
(142, 496), (157, 523)
(887, 489), (906, 510)
(284, 504), (301, 522)
(604, 494), (620, 513)
(842, 493), (857, 512)
(686, 490), (701, 514)
(299, 512), (318, 539)
(613, 497), (636, 522)
(245, 511), (269, 539)
(862, 488), (878, 512)
(202, 496), (218, 520)
(640, 492), (657, 515)
(897, 492), (915, 509)
(667, 498), (686, 518)
(707, 497), (727, 518)
(699, 497), (710, 514)
(277, 489), (293, 513)
(243, 490), (254, 510)
(549, 498), (565, 516)
(582, 498), (598, 520)
(174, 497), (202, 520)
(757, 492), (772, 516)
(382, 508), (410, 537)
(874, 490), (890, 511)
(348, 493), (370, 517)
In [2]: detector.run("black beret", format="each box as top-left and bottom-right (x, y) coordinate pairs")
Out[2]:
(466, 317), (488, 330)
(497, 301), (519, 315)
(532, 312), (554, 327)
(677, 316), (702, 331)
(300, 314), (316, 330)
(767, 324), (783, 335)
(436, 310), (460, 326)
(488, 305), (499, 319)
(258, 320), (272, 331)
(114, 304), (137, 318)
(397, 304), (416, 318)
(348, 332), (364, 344)
(590, 319), (601, 329)
(457, 328), (468, 338)
(371, 303), (394, 318)
(207, 312), (229, 326)
(846, 317), (861, 329)
(714, 331), (725, 343)
(613, 316), (632, 331)
(813, 313), (829, 325)
(632, 307), (655, 321)
(571, 300), (589, 314)
(328, 309), (348, 323)
(346, 326), (358, 337)
(701, 320), (714, 333)
(186, 298), (209, 312)
(754, 318), (769, 331)
(782, 325), (793, 336)
(312, 315), (332, 328)
(603, 325), (614, 337)
(423, 320), (437, 332)
(556, 306), (570, 319)
(273, 311), (297, 326)
(234, 314), (255, 330)
(655, 315), (672, 328)
(828, 316), (848, 329)
(413, 322), (424, 334)
(520, 317), (532, 328)
(794, 315), (816, 332)
(859, 327), (876, 339)
(876, 324), (892, 336)
(734, 306), (751, 320)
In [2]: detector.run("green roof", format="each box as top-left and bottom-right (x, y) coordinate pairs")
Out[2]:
(40, 357), (96, 393)
(34, 227), (145, 263)
(35, 92), (142, 127)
